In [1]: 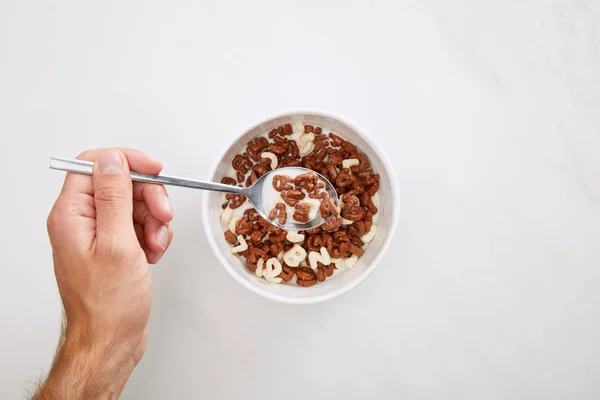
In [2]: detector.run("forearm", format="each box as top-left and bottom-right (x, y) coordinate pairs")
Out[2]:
(34, 329), (136, 400)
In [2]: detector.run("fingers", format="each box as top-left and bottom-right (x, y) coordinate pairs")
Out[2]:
(61, 148), (162, 197)
(92, 149), (137, 247)
(133, 182), (173, 223)
(143, 225), (174, 264)
(54, 147), (169, 257)
(133, 201), (174, 264)
(135, 220), (171, 263)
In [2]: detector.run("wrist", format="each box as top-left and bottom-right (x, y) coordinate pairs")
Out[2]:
(64, 322), (141, 369)
(35, 326), (137, 400)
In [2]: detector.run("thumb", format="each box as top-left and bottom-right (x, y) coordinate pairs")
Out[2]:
(93, 149), (136, 248)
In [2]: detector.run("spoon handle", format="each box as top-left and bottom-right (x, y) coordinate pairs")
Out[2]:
(49, 157), (247, 195)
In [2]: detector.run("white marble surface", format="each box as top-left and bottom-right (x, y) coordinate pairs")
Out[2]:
(1, 0), (599, 398)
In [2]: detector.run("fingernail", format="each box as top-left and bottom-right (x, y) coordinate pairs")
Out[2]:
(156, 225), (169, 249)
(97, 150), (123, 174)
(163, 195), (173, 216)
(148, 250), (163, 264)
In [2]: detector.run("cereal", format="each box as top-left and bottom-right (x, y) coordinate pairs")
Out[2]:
(220, 207), (234, 228)
(236, 172), (244, 183)
(342, 158), (360, 169)
(306, 199), (321, 220)
(329, 132), (344, 147)
(228, 216), (240, 234)
(292, 203), (310, 223)
(295, 266), (316, 280)
(366, 178), (380, 196)
(246, 137), (269, 161)
(248, 230), (265, 244)
(291, 121), (305, 138)
(316, 265), (326, 281)
(255, 258), (264, 277)
(235, 216), (254, 236)
(298, 132), (315, 156)
(279, 264), (295, 282)
(308, 191), (328, 199)
(308, 247), (331, 270)
(299, 141), (314, 156)
(350, 220), (366, 237)
(361, 192), (378, 214)
(283, 244), (307, 267)
(316, 263), (335, 281)
(220, 123), (380, 287)
(361, 224), (377, 243)
(319, 197), (338, 219)
(295, 266), (317, 286)
(281, 189), (305, 207)
(268, 228), (286, 243)
(264, 258), (283, 283)
(294, 172), (318, 191)
(272, 175), (293, 191)
(226, 193), (246, 209)
(321, 216), (343, 232)
(260, 151), (278, 169)
(335, 168), (356, 188)
(348, 243), (364, 257)
(265, 171), (330, 225)
(232, 155), (252, 174)
(231, 235), (248, 254)
(286, 230), (305, 243)
(221, 177), (237, 186)
(245, 171), (259, 187)
(312, 138), (329, 153)
(269, 137), (289, 155)
(297, 278), (317, 287)
(341, 195), (365, 221)
(224, 230), (238, 245)
(289, 141), (300, 158)
(298, 132), (315, 148)
(268, 202), (287, 225)
(341, 140), (357, 154)
(306, 234), (327, 252)
(372, 192), (380, 209)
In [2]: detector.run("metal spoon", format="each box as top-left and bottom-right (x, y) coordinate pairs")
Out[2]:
(49, 157), (338, 230)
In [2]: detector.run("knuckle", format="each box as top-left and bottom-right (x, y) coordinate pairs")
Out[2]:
(46, 200), (67, 234)
(95, 185), (127, 203)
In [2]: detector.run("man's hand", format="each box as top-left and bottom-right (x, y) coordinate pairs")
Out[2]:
(35, 148), (174, 399)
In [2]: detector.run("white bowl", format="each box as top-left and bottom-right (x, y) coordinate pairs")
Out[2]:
(202, 109), (400, 304)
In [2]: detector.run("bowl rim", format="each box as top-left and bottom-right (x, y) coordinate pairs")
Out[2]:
(201, 108), (400, 304)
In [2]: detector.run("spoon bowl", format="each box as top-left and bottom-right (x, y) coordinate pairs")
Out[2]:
(245, 167), (338, 230)
(49, 157), (337, 230)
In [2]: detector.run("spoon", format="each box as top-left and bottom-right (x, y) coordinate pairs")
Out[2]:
(49, 157), (338, 230)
